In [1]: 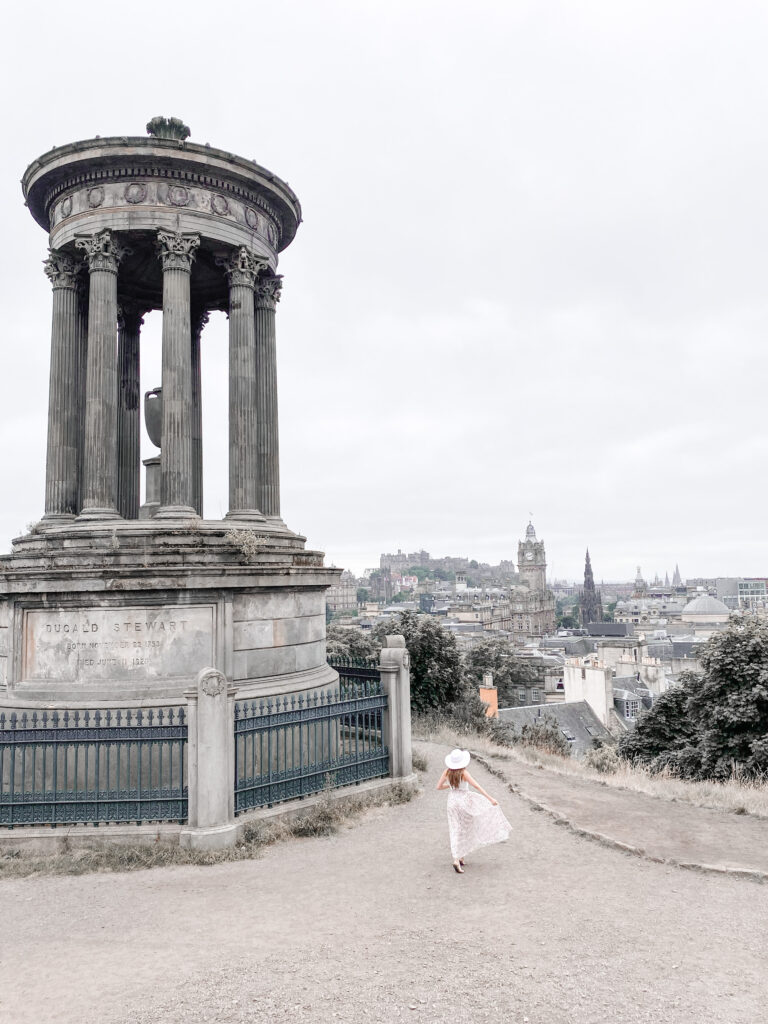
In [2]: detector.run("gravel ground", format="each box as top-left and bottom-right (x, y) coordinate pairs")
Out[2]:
(1, 741), (766, 1024)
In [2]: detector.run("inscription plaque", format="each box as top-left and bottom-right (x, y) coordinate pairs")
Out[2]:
(22, 605), (215, 684)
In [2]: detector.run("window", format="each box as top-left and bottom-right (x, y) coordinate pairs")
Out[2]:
(625, 700), (640, 719)
(518, 688), (526, 703)
(532, 689), (540, 703)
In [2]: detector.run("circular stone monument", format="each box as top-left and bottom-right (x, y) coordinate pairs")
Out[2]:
(0, 117), (340, 707)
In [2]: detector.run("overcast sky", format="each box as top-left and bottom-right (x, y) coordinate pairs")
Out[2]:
(1, 1), (767, 583)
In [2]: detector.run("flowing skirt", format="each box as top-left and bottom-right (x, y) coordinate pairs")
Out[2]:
(446, 788), (512, 861)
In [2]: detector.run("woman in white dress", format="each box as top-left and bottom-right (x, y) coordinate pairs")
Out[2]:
(436, 748), (512, 873)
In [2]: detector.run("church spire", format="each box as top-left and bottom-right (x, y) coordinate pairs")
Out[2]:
(579, 548), (603, 626)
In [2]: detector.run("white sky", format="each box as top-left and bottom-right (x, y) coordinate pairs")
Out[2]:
(1, 0), (767, 583)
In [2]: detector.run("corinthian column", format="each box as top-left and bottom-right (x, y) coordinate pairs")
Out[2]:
(155, 230), (200, 518)
(42, 250), (83, 520)
(216, 246), (269, 519)
(116, 301), (148, 520)
(255, 273), (283, 519)
(191, 308), (209, 517)
(74, 230), (129, 519)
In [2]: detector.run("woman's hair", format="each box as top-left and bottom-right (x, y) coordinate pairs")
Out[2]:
(446, 767), (465, 789)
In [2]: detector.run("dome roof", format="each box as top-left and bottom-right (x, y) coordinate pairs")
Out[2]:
(683, 595), (729, 615)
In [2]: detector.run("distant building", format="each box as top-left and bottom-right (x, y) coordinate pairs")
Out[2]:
(578, 549), (603, 626)
(327, 569), (358, 613)
(511, 521), (556, 640)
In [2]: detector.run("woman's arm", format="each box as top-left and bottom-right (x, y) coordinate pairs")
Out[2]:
(464, 771), (498, 805)
(436, 769), (450, 790)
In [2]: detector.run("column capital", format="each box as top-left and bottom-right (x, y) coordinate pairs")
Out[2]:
(255, 273), (283, 311)
(43, 249), (82, 290)
(216, 246), (268, 289)
(192, 308), (210, 338)
(75, 230), (130, 274)
(117, 299), (151, 334)
(156, 230), (200, 272)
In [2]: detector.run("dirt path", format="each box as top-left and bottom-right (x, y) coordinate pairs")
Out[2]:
(478, 750), (768, 877)
(1, 741), (766, 1024)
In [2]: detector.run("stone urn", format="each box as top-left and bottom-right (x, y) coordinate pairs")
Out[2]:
(144, 387), (162, 448)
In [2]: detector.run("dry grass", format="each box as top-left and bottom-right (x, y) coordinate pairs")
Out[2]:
(412, 715), (768, 820)
(0, 781), (418, 880)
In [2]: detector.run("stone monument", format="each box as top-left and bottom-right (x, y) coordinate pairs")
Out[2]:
(0, 117), (340, 708)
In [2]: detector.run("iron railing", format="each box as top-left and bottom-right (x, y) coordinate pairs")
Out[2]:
(0, 707), (187, 827)
(328, 654), (381, 699)
(234, 682), (389, 813)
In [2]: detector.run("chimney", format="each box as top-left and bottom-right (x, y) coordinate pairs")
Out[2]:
(479, 671), (498, 718)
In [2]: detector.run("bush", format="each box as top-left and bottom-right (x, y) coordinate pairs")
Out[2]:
(514, 715), (571, 757)
(583, 742), (620, 774)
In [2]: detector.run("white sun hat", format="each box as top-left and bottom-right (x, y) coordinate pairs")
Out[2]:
(445, 748), (470, 770)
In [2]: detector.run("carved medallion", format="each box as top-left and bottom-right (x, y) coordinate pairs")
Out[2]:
(60, 196), (73, 218)
(125, 183), (147, 204)
(211, 194), (229, 216)
(200, 669), (226, 697)
(245, 207), (259, 229)
(167, 185), (190, 207)
(266, 222), (278, 247)
(88, 186), (104, 208)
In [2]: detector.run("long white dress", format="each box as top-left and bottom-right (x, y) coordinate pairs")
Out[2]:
(446, 779), (512, 861)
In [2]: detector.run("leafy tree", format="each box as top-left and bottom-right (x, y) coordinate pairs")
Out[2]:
(463, 636), (535, 707)
(326, 625), (378, 661)
(370, 611), (465, 712)
(688, 618), (768, 779)
(356, 587), (370, 604)
(619, 617), (768, 780)
(618, 676), (701, 777)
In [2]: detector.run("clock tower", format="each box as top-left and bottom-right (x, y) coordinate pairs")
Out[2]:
(517, 521), (547, 594)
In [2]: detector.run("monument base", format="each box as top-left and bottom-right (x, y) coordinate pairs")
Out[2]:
(0, 518), (341, 707)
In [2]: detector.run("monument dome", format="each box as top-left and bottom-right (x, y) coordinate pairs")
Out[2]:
(681, 595), (730, 624)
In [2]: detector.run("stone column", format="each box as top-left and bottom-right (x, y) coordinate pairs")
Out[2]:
(155, 230), (200, 518)
(116, 301), (147, 520)
(42, 250), (83, 520)
(191, 308), (209, 517)
(74, 230), (129, 519)
(75, 282), (89, 513)
(217, 247), (268, 519)
(180, 668), (238, 850)
(255, 273), (283, 519)
(379, 635), (413, 778)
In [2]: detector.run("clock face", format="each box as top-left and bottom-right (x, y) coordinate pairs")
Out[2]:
(525, 551), (533, 561)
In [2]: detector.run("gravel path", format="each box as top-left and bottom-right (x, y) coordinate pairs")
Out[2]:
(1, 741), (766, 1024)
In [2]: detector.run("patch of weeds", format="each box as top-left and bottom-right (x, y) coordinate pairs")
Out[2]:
(225, 528), (269, 563)
(412, 751), (429, 773)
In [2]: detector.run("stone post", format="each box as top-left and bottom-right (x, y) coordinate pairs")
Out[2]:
(254, 273), (283, 519)
(42, 250), (82, 520)
(155, 230), (200, 518)
(379, 635), (413, 778)
(180, 667), (238, 850)
(74, 230), (129, 519)
(217, 247), (268, 519)
(191, 308), (209, 517)
(116, 301), (147, 520)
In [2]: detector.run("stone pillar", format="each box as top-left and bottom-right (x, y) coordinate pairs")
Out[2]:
(217, 247), (268, 519)
(116, 301), (147, 520)
(255, 273), (283, 519)
(180, 668), (238, 850)
(155, 230), (200, 518)
(191, 309), (209, 517)
(75, 282), (88, 513)
(379, 635), (413, 778)
(42, 250), (83, 520)
(74, 230), (129, 519)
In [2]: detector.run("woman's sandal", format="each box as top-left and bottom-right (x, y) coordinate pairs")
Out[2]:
(453, 861), (464, 873)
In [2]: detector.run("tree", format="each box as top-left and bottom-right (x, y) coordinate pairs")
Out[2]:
(326, 625), (378, 660)
(618, 618), (768, 780)
(463, 636), (536, 707)
(688, 618), (768, 779)
(370, 611), (466, 712)
(356, 587), (370, 604)
(618, 676), (701, 777)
